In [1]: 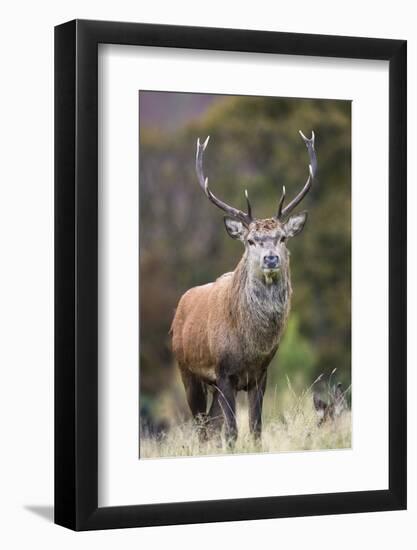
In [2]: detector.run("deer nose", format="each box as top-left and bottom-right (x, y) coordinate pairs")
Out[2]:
(264, 255), (280, 269)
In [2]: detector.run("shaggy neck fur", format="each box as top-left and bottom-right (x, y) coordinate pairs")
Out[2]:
(229, 252), (292, 354)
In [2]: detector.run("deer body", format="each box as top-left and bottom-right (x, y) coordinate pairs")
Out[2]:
(173, 242), (291, 389)
(171, 131), (317, 442)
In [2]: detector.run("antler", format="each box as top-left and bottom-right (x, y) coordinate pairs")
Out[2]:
(277, 130), (317, 219)
(196, 137), (253, 226)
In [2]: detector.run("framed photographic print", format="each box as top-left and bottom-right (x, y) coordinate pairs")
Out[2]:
(55, 20), (407, 530)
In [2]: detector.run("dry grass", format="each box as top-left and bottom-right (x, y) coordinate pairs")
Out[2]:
(140, 384), (351, 459)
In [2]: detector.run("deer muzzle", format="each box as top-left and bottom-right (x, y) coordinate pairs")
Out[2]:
(263, 254), (280, 270)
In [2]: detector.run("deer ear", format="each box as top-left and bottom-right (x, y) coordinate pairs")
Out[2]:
(335, 383), (344, 400)
(313, 392), (327, 413)
(284, 211), (308, 238)
(313, 392), (328, 423)
(223, 217), (247, 240)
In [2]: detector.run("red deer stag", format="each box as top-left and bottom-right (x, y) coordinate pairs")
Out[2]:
(171, 130), (317, 443)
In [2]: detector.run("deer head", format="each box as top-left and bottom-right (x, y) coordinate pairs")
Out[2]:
(313, 382), (348, 425)
(195, 131), (317, 283)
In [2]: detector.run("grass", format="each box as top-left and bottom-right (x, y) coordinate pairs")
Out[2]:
(140, 380), (351, 459)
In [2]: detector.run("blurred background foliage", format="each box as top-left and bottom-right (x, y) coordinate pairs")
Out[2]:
(139, 92), (351, 427)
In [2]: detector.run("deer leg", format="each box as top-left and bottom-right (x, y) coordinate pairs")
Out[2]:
(248, 371), (267, 440)
(204, 391), (224, 444)
(180, 370), (207, 439)
(214, 375), (237, 445)
(208, 391), (223, 431)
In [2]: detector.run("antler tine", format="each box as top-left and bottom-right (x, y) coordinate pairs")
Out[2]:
(277, 185), (286, 218)
(195, 137), (253, 226)
(279, 130), (317, 219)
(244, 189), (252, 220)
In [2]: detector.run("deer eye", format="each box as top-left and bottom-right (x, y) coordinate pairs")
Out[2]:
(247, 239), (255, 246)
(279, 235), (287, 244)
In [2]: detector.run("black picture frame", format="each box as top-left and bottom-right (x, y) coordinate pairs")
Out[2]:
(55, 19), (407, 531)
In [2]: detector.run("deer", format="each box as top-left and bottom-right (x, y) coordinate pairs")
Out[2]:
(171, 130), (317, 444)
(313, 381), (348, 426)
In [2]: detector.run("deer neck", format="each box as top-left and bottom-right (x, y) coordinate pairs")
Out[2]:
(229, 254), (292, 348)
